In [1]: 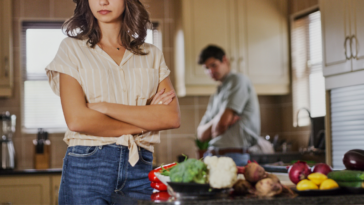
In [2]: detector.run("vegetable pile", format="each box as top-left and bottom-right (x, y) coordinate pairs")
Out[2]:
(233, 161), (295, 197)
(289, 149), (364, 191)
(287, 161), (340, 191)
(204, 156), (237, 189)
(170, 158), (208, 184)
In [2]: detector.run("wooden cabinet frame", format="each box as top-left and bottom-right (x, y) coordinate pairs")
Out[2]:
(0, 0), (13, 97)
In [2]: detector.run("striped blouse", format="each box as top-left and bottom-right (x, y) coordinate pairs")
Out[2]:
(45, 37), (170, 166)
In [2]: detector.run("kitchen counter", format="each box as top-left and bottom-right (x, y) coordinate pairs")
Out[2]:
(112, 191), (364, 205)
(0, 168), (62, 176)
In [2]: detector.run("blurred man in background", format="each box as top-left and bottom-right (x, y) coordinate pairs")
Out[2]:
(197, 45), (261, 166)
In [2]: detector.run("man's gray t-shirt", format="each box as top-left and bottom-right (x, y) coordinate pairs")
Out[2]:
(199, 72), (260, 149)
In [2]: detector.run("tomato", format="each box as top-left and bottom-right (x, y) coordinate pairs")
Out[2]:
(150, 182), (167, 191)
(151, 191), (170, 201)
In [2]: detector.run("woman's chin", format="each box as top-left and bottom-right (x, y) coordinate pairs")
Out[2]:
(96, 16), (121, 24)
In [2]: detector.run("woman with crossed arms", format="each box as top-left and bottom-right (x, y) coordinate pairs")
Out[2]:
(46, 0), (180, 204)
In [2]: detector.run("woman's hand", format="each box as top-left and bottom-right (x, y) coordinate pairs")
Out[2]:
(87, 102), (108, 114)
(149, 88), (176, 105)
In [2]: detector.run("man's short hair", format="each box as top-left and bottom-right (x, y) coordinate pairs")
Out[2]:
(198, 45), (226, 65)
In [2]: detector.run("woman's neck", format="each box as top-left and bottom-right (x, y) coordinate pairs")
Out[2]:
(98, 21), (123, 46)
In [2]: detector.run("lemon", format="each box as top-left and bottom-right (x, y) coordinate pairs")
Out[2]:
(296, 179), (319, 191)
(320, 179), (339, 190)
(308, 173), (328, 185)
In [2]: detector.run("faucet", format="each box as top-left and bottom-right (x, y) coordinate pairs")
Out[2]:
(296, 108), (315, 152)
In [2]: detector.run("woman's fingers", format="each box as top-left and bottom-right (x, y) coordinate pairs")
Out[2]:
(150, 88), (165, 104)
(160, 91), (175, 105)
(151, 90), (175, 105)
(163, 97), (174, 105)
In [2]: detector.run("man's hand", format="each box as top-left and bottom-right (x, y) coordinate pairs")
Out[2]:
(198, 109), (240, 141)
(230, 115), (240, 126)
(211, 109), (240, 138)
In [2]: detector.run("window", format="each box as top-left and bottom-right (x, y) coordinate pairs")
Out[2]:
(22, 22), (162, 133)
(291, 10), (326, 127)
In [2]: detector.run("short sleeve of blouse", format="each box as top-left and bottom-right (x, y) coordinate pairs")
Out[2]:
(45, 38), (82, 96)
(152, 45), (170, 83)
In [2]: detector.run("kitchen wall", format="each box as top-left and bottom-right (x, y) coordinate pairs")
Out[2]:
(0, 0), (318, 169)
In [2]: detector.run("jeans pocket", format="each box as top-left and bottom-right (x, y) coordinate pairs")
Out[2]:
(67, 146), (99, 158)
(138, 148), (153, 165)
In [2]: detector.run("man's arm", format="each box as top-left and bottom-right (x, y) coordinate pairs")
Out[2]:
(197, 120), (214, 142)
(197, 108), (239, 142)
(60, 73), (145, 136)
(211, 108), (238, 137)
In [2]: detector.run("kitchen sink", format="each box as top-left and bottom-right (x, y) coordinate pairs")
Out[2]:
(250, 152), (303, 165)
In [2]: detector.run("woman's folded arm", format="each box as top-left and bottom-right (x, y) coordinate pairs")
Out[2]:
(60, 73), (144, 136)
(89, 76), (181, 131)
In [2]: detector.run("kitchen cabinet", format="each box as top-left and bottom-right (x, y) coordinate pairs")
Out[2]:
(350, 0), (364, 72)
(237, 0), (289, 94)
(51, 175), (62, 205)
(0, 0), (13, 97)
(320, 0), (364, 77)
(0, 175), (51, 204)
(176, 0), (289, 96)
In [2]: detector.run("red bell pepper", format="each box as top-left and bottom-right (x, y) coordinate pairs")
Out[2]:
(148, 170), (161, 183)
(150, 182), (167, 191)
(151, 191), (170, 201)
(148, 163), (177, 183)
(148, 162), (177, 191)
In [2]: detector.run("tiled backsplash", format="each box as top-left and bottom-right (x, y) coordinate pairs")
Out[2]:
(0, 0), (314, 169)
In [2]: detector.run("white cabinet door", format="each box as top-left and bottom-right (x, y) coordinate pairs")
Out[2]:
(237, 0), (289, 94)
(183, 0), (235, 86)
(320, 0), (352, 77)
(351, 0), (364, 71)
(0, 0), (13, 97)
(178, 0), (289, 95)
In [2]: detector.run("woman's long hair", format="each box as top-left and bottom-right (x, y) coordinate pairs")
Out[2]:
(63, 0), (150, 55)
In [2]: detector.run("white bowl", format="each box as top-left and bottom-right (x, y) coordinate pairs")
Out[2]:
(155, 172), (170, 186)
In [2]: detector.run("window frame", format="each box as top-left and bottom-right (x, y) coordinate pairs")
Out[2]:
(290, 5), (324, 128)
(21, 21), (66, 134)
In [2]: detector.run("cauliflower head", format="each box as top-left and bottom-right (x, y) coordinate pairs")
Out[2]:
(204, 156), (237, 189)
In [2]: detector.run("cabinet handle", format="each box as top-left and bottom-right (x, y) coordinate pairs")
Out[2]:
(230, 57), (235, 62)
(238, 57), (244, 63)
(351, 35), (359, 59)
(344, 36), (352, 60)
(4, 57), (9, 77)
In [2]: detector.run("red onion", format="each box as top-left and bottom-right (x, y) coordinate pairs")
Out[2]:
(287, 161), (311, 184)
(311, 163), (332, 175)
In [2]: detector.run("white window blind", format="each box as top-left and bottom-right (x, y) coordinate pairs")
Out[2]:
(23, 22), (161, 133)
(292, 11), (326, 127)
(331, 84), (364, 169)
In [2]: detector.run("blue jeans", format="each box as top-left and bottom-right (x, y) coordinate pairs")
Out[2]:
(204, 151), (250, 166)
(59, 144), (153, 205)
